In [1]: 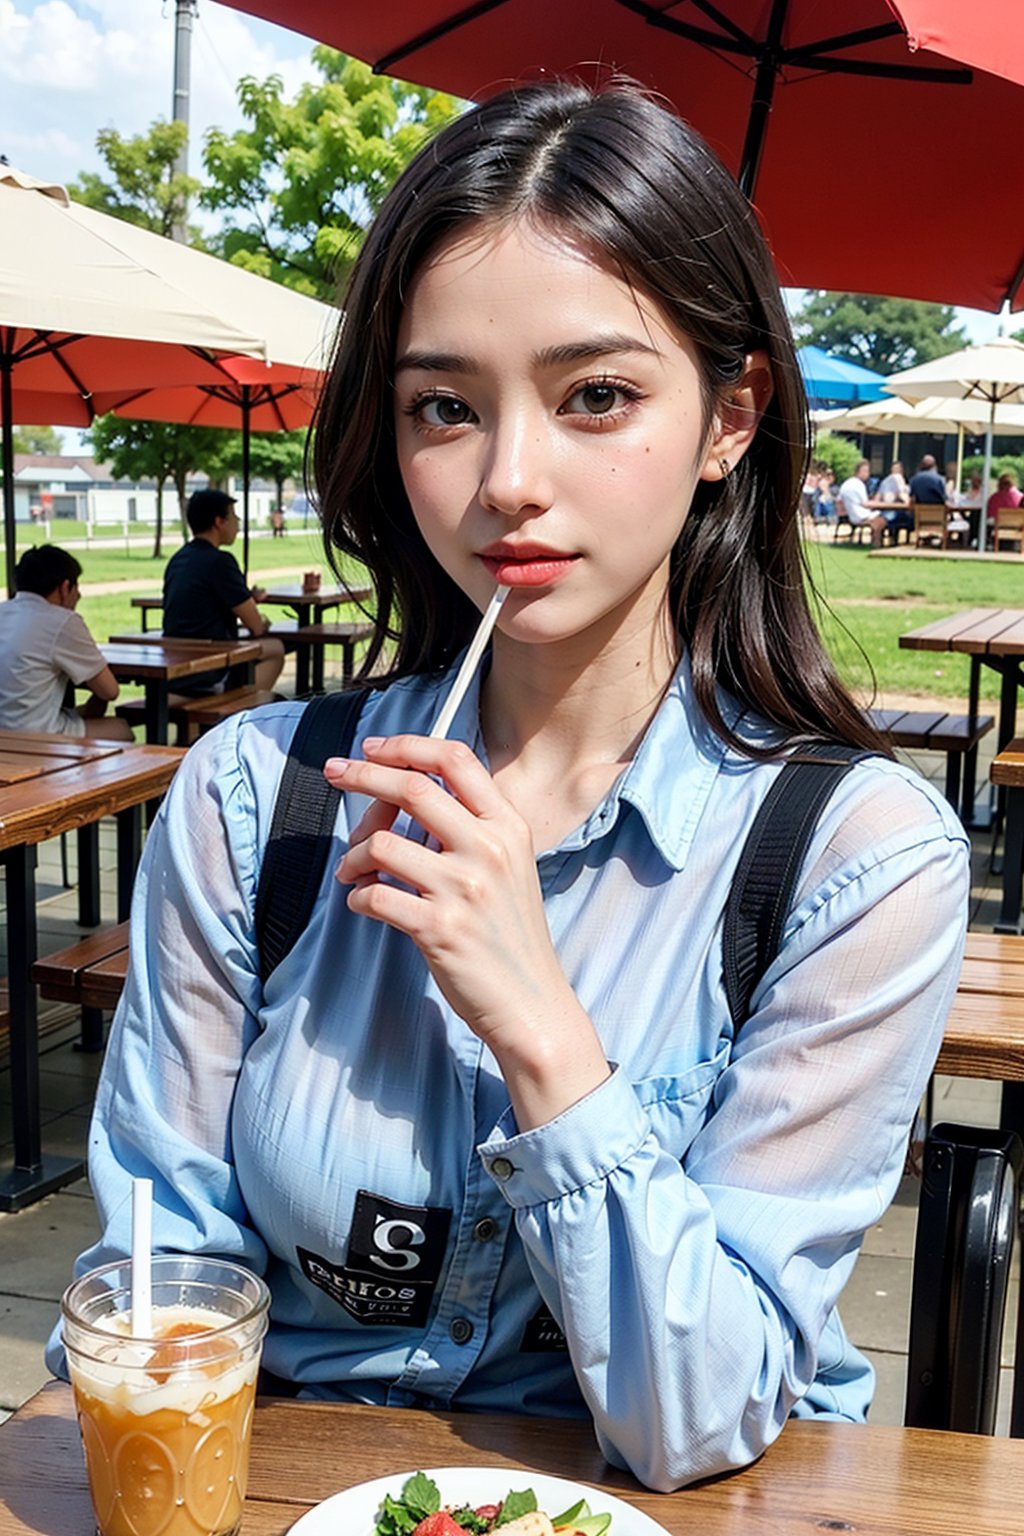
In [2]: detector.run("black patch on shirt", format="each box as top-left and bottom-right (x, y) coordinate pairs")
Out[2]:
(298, 1190), (452, 1328)
(520, 1302), (568, 1352)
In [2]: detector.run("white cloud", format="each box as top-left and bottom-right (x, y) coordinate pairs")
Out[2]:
(0, 0), (320, 185)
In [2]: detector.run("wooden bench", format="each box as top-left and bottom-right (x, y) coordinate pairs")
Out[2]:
(32, 923), (130, 1051)
(116, 686), (281, 745)
(869, 707), (995, 808)
(288, 621), (374, 691)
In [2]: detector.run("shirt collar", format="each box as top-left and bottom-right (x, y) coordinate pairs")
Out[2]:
(443, 651), (770, 875)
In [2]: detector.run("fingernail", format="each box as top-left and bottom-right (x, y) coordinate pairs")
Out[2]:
(362, 736), (383, 750)
(325, 757), (351, 775)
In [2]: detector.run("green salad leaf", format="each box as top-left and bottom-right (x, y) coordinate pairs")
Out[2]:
(550, 1498), (612, 1535)
(497, 1488), (538, 1524)
(374, 1473), (441, 1535)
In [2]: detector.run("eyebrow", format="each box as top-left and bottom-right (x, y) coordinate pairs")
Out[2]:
(393, 332), (663, 375)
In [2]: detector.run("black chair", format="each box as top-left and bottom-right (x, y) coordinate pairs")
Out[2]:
(905, 1122), (1022, 1434)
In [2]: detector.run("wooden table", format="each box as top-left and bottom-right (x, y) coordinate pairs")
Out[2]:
(257, 582), (372, 628)
(258, 585), (372, 693)
(101, 638), (262, 743)
(0, 733), (183, 1212)
(129, 594), (163, 631)
(4, 1381), (1023, 1536)
(899, 607), (1024, 824)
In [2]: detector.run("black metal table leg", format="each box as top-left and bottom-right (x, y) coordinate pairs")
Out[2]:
(995, 787), (1024, 934)
(962, 656), (984, 826)
(295, 646), (312, 696)
(145, 682), (169, 745)
(116, 804), (143, 922)
(0, 845), (83, 1212)
(76, 823), (101, 928)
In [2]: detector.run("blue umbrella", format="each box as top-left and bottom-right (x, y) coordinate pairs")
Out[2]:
(797, 346), (889, 409)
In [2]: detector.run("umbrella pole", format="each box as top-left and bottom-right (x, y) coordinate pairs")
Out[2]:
(982, 399), (996, 551)
(738, 0), (787, 199)
(241, 384), (252, 579)
(1, 348), (16, 597)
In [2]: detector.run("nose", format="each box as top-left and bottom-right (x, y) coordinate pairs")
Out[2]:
(478, 407), (554, 518)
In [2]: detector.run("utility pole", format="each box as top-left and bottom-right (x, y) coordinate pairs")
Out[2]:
(171, 0), (199, 243)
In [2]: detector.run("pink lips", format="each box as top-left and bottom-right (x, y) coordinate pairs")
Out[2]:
(479, 546), (579, 588)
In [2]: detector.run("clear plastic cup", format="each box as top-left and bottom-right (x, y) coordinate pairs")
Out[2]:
(61, 1256), (270, 1536)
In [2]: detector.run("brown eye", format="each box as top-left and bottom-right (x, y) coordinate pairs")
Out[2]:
(579, 384), (618, 414)
(420, 395), (474, 426)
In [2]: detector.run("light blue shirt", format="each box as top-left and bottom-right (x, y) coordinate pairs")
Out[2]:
(49, 659), (969, 1489)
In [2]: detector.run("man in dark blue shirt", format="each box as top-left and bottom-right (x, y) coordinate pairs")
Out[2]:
(908, 455), (948, 505)
(164, 490), (284, 692)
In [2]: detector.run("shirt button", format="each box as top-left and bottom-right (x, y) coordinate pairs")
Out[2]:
(490, 1157), (515, 1181)
(473, 1218), (497, 1242)
(449, 1317), (474, 1345)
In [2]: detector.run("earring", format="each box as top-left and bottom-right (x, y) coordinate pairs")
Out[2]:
(718, 456), (731, 479)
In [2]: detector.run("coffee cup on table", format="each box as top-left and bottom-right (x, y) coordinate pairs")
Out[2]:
(61, 1255), (269, 1536)
(302, 570), (321, 592)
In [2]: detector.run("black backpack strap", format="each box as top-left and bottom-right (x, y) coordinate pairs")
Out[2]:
(722, 743), (866, 1029)
(255, 688), (370, 984)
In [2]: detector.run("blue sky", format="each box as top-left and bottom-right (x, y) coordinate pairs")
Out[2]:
(0, 0), (1004, 376)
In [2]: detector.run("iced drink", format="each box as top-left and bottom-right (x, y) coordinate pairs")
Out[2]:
(61, 1256), (270, 1536)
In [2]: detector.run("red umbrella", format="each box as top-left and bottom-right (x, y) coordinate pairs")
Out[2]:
(93, 356), (322, 575)
(217, 0), (1024, 313)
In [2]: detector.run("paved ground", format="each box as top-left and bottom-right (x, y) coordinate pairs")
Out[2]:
(0, 700), (1018, 1432)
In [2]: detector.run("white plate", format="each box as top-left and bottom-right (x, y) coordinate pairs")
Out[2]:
(288, 1464), (671, 1535)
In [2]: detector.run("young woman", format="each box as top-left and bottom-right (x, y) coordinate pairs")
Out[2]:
(52, 80), (968, 1490)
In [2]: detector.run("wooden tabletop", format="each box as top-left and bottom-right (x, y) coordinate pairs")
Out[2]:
(257, 583), (372, 609)
(0, 740), (183, 849)
(941, 932), (1024, 1082)
(900, 607), (1024, 656)
(101, 638), (263, 680)
(0, 732), (123, 786)
(4, 1382), (1023, 1536)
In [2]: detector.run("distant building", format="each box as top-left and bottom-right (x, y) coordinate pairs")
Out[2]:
(12, 455), (280, 527)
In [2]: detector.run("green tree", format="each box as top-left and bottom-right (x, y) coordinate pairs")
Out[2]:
(88, 416), (230, 558)
(811, 431), (862, 486)
(69, 119), (203, 242)
(202, 48), (463, 298)
(793, 293), (967, 374)
(247, 430), (307, 516)
(10, 425), (64, 455)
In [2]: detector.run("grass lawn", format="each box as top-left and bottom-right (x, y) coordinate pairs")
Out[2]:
(14, 523), (1019, 707)
(804, 544), (1021, 704)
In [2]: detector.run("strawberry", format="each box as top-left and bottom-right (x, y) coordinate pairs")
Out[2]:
(410, 1514), (468, 1536)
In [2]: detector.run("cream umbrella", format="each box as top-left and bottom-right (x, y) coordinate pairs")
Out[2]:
(88, 226), (337, 572)
(0, 165), (272, 592)
(884, 338), (1024, 516)
(812, 393), (1024, 486)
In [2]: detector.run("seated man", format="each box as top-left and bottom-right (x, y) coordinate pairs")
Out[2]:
(837, 460), (889, 548)
(0, 545), (133, 740)
(163, 489), (284, 693)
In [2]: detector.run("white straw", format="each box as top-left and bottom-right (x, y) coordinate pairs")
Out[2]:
(429, 585), (510, 740)
(130, 1178), (153, 1338)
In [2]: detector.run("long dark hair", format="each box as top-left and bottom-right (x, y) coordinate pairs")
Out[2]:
(312, 78), (886, 758)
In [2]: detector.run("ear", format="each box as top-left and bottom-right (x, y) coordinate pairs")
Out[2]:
(698, 349), (774, 482)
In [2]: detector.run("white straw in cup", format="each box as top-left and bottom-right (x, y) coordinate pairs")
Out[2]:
(429, 585), (510, 740)
(130, 1177), (153, 1338)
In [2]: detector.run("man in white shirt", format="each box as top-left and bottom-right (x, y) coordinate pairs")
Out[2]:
(876, 461), (909, 503)
(837, 460), (887, 547)
(0, 545), (133, 739)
